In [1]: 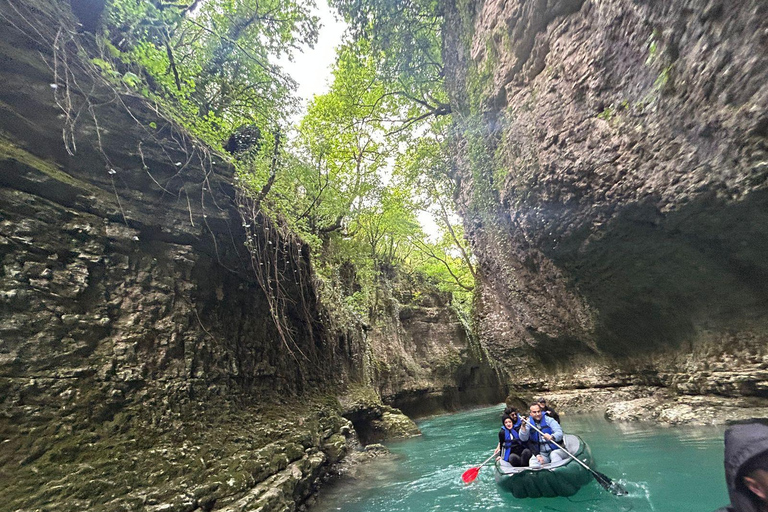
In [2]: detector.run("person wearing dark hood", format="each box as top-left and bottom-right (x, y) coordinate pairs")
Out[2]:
(715, 422), (768, 512)
(537, 397), (561, 424)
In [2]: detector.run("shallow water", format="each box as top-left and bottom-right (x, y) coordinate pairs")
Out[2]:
(312, 404), (729, 512)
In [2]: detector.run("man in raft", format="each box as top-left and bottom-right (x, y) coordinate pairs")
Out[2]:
(537, 397), (561, 424)
(519, 402), (566, 467)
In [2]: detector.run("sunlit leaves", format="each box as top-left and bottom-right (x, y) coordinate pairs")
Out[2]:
(293, 40), (390, 240)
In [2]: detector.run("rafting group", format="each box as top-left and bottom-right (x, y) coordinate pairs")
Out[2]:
(462, 398), (627, 498)
(495, 398), (562, 469)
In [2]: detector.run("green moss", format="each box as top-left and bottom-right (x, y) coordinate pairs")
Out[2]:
(432, 350), (464, 375)
(1, 394), (350, 511)
(340, 383), (383, 411)
(597, 105), (615, 121)
(654, 64), (674, 93)
(598, 100), (632, 122)
(0, 136), (104, 197)
(645, 28), (662, 66)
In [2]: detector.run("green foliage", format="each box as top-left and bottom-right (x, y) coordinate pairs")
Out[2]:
(97, 0), (474, 321)
(597, 105), (614, 121)
(329, 0), (450, 131)
(293, 40), (391, 237)
(90, 57), (115, 75)
(121, 71), (140, 88)
(643, 29), (674, 99)
(598, 100), (631, 121)
(654, 64), (674, 92)
(645, 28), (661, 66)
(100, 0), (319, 143)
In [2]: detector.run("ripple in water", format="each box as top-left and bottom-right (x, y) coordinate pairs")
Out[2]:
(311, 405), (728, 512)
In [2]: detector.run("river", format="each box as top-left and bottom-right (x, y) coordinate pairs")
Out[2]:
(312, 404), (729, 512)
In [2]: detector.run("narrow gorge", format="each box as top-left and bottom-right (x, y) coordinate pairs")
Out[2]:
(0, 0), (766, 511)
(0, 2), (501, 510)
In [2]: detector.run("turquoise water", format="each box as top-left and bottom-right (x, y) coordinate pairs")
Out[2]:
(312, 404), (729, 512)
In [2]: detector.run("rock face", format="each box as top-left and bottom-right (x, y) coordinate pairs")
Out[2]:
(367, 279), (505, 417)
(0, 2), (503, 509)
(0, 1), (361, 400)
(0, 2), (366, 509)
(338, 386), (421, 445)
(443, 0), (768, 403)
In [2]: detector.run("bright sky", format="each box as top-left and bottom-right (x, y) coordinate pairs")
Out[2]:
(278, 2), (347, 117)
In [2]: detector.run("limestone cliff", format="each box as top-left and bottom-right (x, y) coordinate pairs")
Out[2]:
(443, 0), (768, 412)
(0, 2), (373, 509)
(0, 1), (501, 509)
(365, 273), (504, 417)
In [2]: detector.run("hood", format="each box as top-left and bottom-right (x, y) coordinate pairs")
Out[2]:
(723, 423), (768, 512)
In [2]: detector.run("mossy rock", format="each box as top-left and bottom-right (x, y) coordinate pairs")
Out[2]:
(373, 410), (421, 440)
(338, 385), (383, 418)
(322, 433), (347, 464)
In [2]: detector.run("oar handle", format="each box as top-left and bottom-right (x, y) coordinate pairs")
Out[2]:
(477, 452), (496, 469)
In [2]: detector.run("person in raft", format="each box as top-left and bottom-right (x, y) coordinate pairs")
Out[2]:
(494, 408), (533, 467)
(537, 397), (561, 424)
(519, 402), (566, 467)
(715, 421), (768, 512)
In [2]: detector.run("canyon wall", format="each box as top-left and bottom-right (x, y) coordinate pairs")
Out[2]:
(0, 2), (501, 509)
(0, 0), (363, 415)
(366, 278), (504, 416)
(0, 2), (370, 509)
(443, 0), (768, 412)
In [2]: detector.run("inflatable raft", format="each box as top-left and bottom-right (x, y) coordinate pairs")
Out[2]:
(494, 434), (594, 498)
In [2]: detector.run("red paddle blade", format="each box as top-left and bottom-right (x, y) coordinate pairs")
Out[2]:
(461, 467), (480, 483)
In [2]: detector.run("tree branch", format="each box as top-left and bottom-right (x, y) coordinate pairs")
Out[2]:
(432, 191), (477, 280)
(252, 129), (281, 212)
(411, 238), (474, 292)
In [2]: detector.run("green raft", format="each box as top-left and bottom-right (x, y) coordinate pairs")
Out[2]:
(494, 434), (594, 498)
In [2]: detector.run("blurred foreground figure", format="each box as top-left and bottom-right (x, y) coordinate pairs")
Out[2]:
(716, 422), (768, 512)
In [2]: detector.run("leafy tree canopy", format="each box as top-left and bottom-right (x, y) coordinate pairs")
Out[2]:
(95, 0), (473, 316)
(329, 0), (450, 133)
(101, 0), (318, 141)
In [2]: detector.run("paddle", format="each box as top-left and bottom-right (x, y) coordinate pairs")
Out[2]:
(461, 452), (497, 483)
(524, 419), (628, 496)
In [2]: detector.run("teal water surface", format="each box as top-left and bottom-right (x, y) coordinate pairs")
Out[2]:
(312, 404), (729, 512)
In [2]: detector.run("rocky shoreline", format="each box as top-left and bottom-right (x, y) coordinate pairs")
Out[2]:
(0, 389), (421, 512)
(517, 386), (768, 426)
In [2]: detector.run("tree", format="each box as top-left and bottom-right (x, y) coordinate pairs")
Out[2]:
(329, 0), (450, 133)
(352, 185), (421, 263)
(101, 0), (319, 140)
(292, 40), (392, 241)
(393, 118), (476, 285)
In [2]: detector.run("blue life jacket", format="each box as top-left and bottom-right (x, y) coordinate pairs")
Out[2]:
(500, 416), (523, 461)
(528, 415), (559, 452)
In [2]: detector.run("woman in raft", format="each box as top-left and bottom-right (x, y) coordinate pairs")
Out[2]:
(494, 408), (533, 467)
